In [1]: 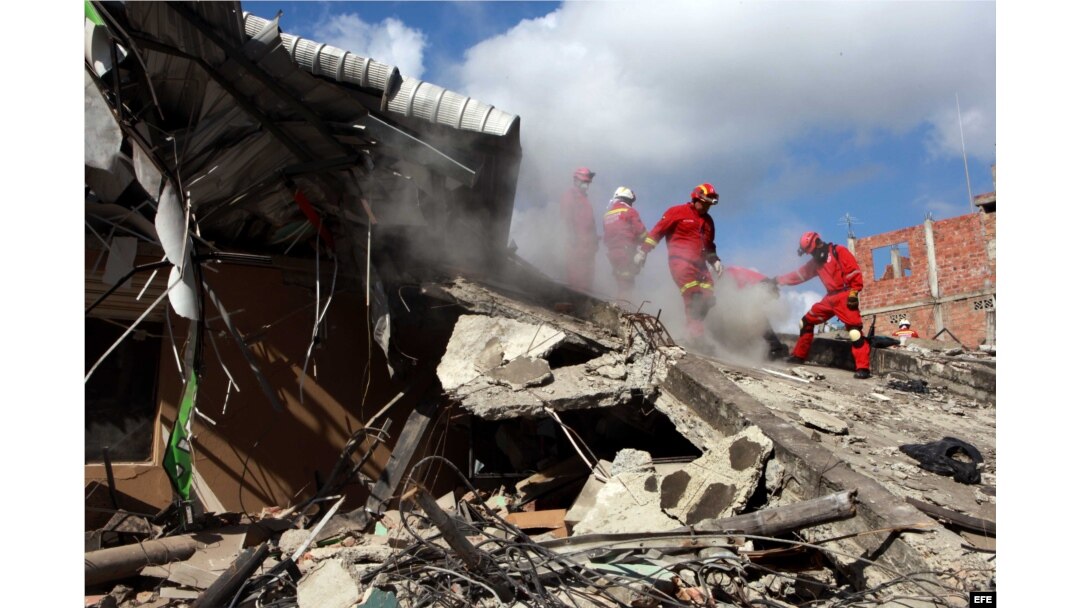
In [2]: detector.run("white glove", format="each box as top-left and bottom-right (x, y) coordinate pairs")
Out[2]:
(633, 248), (647, 267)
(710, 259), (724, 275)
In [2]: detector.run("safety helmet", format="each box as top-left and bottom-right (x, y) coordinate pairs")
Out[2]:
(613, 186), (636, 204)
(798, 231), (823, 256)
(899, 318), (911, 328)
(573, 167), (596, 183)
(690, 183), (718, 205)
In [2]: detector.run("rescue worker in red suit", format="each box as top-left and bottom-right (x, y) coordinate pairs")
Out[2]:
(771, 231), (872, 379)
(892, 319), (920, 339)
(634, 183), (724, 346)
(560, 167), (599, 291)
(602, 186), (647, 302)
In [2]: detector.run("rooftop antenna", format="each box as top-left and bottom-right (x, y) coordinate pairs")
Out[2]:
(839, 213), (861, 239)
(956, 93), (975, 214)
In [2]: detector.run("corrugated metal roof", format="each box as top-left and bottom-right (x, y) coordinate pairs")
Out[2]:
(241, 12), (519, 138)
(85, 0), (521, 271)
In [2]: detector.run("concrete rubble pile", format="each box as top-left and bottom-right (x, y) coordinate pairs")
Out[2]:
(82, 3), (995, 604)
(85, 294), (995, 607)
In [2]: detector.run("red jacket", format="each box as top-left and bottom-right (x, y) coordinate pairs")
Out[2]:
(641, 202), (716, 262)
(602, 200), (647, 252)
(776, 243), (864, 294)
(560, 187), (598, 252)
(725, 266), (768, 289)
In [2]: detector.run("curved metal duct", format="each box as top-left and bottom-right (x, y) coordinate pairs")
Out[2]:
(242, 12), (519, 138)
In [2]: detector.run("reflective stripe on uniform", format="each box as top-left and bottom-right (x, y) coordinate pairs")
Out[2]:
(605, 208), (629, 216)
(680, 280), (714, 294)
(644, 236), (658, 246)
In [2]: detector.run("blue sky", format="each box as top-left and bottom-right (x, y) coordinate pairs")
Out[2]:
(241, 1), (996, 331)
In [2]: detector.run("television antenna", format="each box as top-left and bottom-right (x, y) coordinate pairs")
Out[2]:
(838, 213), (862, 239)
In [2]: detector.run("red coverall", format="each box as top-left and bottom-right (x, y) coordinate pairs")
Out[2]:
(641, 202), (718, 340)
(892, 328), (920, 339)
(776, 243), (870, 370)
(560, 186), (598, 291)
(602, 199), (647, 300)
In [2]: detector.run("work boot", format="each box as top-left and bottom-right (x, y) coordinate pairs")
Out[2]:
(785, 355), (805, 364)
(854, 369), (871, 379)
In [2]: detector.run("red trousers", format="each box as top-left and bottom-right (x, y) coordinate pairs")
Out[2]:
(668, 256), (714, 339)
(607, 245), (637, 301)
(566, 246), (596, 292)
(792, 291), (870, 370)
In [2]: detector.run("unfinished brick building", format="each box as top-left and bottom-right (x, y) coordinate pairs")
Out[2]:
(852, 167), (996, 349)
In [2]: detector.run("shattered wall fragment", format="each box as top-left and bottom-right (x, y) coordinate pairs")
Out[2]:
(572, 427), (773, 534)
(435, 314), (566, 390)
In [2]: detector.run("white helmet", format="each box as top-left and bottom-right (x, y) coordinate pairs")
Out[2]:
(899, 318), (911, 328)
(613, 186), (636, 204)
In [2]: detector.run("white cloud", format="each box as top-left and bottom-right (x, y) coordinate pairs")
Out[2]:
(453, 2), (995, 212)
(311, 13), (427, 78)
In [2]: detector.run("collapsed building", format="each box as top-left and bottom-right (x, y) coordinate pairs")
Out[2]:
(84, 3), (996, 607)
(852, 167), (997, 350)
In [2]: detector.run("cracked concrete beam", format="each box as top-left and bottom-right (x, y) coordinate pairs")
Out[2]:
(424, 279), (623, 352)
(453, 361), (634, 420)
(442, 306), (681, 420)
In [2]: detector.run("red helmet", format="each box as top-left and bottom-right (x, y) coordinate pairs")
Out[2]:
(690, 183), (718, 205)
(573, 167), (596, 183)
(798, 231), (823, 256)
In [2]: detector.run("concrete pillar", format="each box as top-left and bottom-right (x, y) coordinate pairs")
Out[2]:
(890, 247), (903, 279)
(923, 218), (943, 334)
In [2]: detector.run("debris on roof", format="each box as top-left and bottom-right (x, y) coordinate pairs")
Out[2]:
(83, 2), (995, 606)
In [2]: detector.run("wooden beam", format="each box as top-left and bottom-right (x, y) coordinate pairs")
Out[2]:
(687, 490), (858, 537)
(85, 536), (198, 587)
(905, 498), (995, 537)
(416, 489), (515, 602)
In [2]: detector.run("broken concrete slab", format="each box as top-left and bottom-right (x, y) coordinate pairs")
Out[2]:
(610, 449), (654, 476)
(159, 587), (200, 600)
(585, 351), (628, 380)
(305, 543), (397, 563)
(452, 337), (678, 419)
(430, 279), (624, 352)
(278, 529), (309, 557)
(437, 314), (567, 390)
(871, 346), (996, 405)
(659, 426), (773, 525)
(662, 354), (992, 598)
(297, 560), (360, 608)
(573, 427), (772, 534)
(487, 356), (553, 390)
(789, 366), (824, 381)
(564, 461), (612, 532)
(571, 470), (679, 535)
(798, 409), (850, 435)
(452, 361), (638, 419)
(140, 527), (250, 590)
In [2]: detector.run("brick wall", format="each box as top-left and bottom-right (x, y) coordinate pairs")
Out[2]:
(931, 214), (995, 295)
(853, 210), (996, 348)
(853, 224), (932, 309)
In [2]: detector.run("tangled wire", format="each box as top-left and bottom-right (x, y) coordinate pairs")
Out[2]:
(343, 456), (988, 608)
